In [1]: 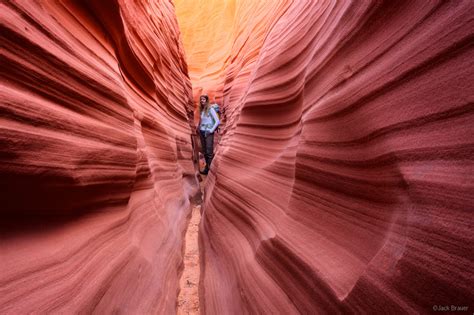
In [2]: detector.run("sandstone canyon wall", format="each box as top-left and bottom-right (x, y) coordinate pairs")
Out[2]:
(175, 0), (474, 313)
(1, 0), (199, 313)
(2, 0), (474, 314)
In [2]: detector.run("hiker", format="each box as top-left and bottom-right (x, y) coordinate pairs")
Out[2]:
(198, 94), (220, 175)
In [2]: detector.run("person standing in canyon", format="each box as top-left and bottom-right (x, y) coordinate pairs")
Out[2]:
(198, 94), (220, 175)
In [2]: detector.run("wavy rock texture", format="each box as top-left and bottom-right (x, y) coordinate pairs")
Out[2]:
(175, 1), (474, 313)
(1, 0), (198, 313)
(175, 0), (290, 126)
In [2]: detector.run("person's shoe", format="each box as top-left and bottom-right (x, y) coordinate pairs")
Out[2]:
(200, 167), (209, 175)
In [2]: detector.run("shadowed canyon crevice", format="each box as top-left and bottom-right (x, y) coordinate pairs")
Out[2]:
(1, 0), (473, 314)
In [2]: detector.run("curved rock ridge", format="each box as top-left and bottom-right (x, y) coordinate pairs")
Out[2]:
(183, 1), (474, 313)
(1, 0), (198, 313)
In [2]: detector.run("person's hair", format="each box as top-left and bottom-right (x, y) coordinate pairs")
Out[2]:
(200, 94), (210, 111)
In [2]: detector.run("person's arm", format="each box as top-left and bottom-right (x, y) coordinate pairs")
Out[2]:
(209, 107), (220, 133)
(197, 110), (202, 132)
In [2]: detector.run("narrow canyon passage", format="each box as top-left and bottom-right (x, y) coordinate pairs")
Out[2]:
(177, 176), (205, 315)
(1, 0), (474, 314)
(177, 204), (201, 315)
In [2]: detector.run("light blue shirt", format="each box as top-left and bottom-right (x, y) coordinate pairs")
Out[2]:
(199, 107), (220, 133)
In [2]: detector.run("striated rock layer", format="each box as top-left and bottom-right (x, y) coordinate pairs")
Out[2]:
(176, 1), (474, 313)
(175, 0), (291, 125)
(1, 0), (199, 313)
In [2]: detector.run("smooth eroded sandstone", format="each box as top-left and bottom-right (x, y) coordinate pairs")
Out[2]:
(2, 0), (473, 313)
(1, 0), (198, 313)
(176, 0), (474, 313)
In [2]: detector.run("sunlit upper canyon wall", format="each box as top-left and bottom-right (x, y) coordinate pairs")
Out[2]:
(176, 0), (474, 313)
(1, 0), (199, 313)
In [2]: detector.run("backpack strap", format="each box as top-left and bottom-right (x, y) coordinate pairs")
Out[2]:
(209, 106), (217, 124)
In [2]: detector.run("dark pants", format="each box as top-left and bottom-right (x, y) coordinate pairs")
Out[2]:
(199, 131), (214, 170)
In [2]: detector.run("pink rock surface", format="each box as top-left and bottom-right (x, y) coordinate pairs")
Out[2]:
(1, 0), (198, 313)
(193, 1), (474, 313)
(2, 0), (474, 313)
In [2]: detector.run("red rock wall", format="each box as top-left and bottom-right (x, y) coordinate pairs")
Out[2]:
(2, 0), (474, 313)
(1, 0), (198, 313)
(193, 1), (474, 313)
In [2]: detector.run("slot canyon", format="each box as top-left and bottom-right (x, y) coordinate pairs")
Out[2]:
(1, 0), (473, 313)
